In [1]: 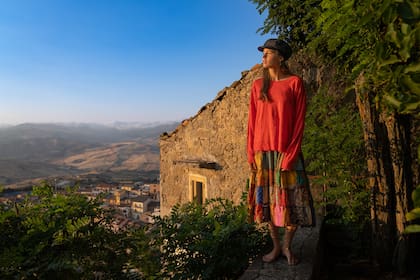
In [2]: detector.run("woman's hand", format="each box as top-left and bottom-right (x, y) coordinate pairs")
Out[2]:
(249, 162), (257, 172)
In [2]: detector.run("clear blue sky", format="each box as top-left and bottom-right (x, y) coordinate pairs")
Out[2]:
(0, 0), (270, 125)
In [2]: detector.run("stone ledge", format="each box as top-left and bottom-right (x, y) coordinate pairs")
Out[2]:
(239, 217), (323, 280)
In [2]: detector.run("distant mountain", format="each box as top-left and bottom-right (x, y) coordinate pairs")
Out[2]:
(0, 122), (178, 187)
(106, 121), (175, 129)
(0, 122), (178, 161)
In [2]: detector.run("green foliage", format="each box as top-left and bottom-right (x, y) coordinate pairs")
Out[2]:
(304, 89), (367, 182)
(402, 126), (420, 234)
(404, 187), (420, 234)
(0, 183), (139, 279)
(250, 0), (322, 49)
(311, 0), (420, 114)
(0, 184), (267, 279)
(303, 87), (370, 228)
(152, 198), (266, 280)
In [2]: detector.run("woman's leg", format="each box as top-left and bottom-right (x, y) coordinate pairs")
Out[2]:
(262, 222), (282, 262)
(282, 225), (299, 265)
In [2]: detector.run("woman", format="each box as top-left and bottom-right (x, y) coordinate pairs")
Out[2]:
(247, 38), (315, 265)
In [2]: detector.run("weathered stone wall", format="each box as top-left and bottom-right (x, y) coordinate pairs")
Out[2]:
(159, 64), (261, 216)
(159, 56), (320, 217)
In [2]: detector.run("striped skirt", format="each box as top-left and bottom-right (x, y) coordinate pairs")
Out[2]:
(247, 151), (315, 227)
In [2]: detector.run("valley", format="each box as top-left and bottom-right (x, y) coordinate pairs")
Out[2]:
(0, 122), (178, 189)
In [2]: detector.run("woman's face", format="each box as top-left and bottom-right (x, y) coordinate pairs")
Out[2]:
(262, 48), (282, 69)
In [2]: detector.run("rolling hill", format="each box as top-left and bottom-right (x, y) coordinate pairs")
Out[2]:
(0, 122), (178, 188)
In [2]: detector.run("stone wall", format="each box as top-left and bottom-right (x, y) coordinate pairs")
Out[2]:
(159, 56), (320, 217)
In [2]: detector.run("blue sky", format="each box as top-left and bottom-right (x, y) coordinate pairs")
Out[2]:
(0, 0), (270, 125)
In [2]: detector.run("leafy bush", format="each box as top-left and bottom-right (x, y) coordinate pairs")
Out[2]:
(0, 183), (146, 280)
(152, 198), (266, 280)
(303, 87), (370, 229)
(405, 187), (420, 234)
(0, 185), (266, 279)
(302, 87), (371, 261)
(404, 145), (420, 234)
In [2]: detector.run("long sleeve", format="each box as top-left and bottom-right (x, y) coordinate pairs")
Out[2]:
(280, 79), (306, 170)
(247, 82), (257, 163)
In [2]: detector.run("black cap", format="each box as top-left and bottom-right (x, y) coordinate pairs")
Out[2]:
(258, 38), (292, 60)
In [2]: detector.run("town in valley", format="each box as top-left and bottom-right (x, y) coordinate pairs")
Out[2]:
(0, 174), (161, 231)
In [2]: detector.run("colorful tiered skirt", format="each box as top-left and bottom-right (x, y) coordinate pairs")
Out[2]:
(247, 151), (315, 227)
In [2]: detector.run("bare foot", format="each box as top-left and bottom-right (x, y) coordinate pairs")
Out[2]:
(262, 247), (281, 263)
(282, 247), (299, 265)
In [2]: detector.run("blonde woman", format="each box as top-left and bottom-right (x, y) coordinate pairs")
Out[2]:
(247, 38), (315, 265)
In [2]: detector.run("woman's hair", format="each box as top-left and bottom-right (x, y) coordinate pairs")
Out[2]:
(260, 56), (291, 101)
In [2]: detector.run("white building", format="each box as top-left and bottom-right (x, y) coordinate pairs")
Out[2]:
(131, 196), (152, 219)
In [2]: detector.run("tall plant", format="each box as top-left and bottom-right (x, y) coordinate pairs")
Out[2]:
(303, 87), (369, 227)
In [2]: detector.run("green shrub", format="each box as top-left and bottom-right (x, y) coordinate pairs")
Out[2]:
(303, 87), (370, 229)
(152, 198), (266, 280)
(0, 183), (141, 279)
(302, 87), (371, 260)
(404, 187), (420, 234)
(0, 184), (266, 279)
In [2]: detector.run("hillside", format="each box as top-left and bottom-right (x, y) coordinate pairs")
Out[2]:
(0, 122), (178, 188)
(57, 141), (158, 172)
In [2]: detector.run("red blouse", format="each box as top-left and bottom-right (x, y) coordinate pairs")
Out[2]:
(247, 75), (306, 171)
